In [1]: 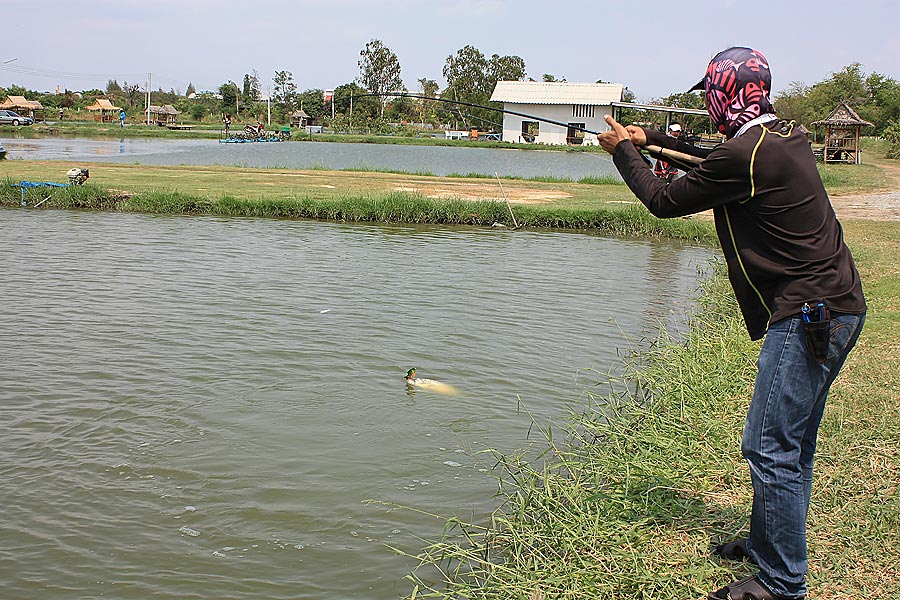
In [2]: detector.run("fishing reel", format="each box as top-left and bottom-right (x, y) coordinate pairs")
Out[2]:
(67, 168), (90, 185)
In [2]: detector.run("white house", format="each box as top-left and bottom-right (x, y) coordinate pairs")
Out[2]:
(489, 81), (624, 145)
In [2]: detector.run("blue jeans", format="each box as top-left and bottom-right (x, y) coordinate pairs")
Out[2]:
(742, 311), (865, 598)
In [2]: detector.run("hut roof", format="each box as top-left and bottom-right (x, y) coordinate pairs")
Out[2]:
(810, 102), (873, 128)
(149, 104), (180, 115)
(86, 98), (121, 111)
(1, 95), (44, 110)
(291, 109), (310, 118)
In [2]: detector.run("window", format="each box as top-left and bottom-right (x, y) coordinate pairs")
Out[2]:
(521, 120), (539, 142)
(567, 123), (585, 145)
(572, 104), (595, 118)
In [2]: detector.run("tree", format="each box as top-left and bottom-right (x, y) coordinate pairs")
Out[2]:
(332, 82), (379, 123)
(805, 64), (868, 122)
(242, 73), (259, 101)
(489, 54), (526, 83)
(186, 82), (196, 97)
(883, 118), (900, 158)
(865, 72), (900, 131)
(442, 45), (526, 130)
(106, 80), (122, 94)
(242, 70), (261, 101)
(774, 81), (813, 125)
(122, 82), (142, 109)
(297, 88), (326, 122)
(190, 103), (207, 121)
(219, 81), (239, 116)
(358, 38), (404, 116)
(442, 45), (490, 129)
(385, 94), (416, 122)
(542, 73), (566, 82)
(273, 70), (298, 112)
(417, 77), (439, 124)
(418, 77), (439, 99)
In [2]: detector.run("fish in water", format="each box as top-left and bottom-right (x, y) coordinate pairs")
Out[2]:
(404, 367), (460, 395)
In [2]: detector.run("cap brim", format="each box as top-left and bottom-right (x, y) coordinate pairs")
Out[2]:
(687, 78), (705, 93)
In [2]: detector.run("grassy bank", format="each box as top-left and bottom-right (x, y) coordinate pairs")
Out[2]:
(1, 156), (891, 242)
(396, 219), (899, 600)
(1, 161), (715, 242)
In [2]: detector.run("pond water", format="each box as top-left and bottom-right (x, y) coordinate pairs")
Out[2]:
(0, 134), (621, 180)
(0, 209), (710, 599)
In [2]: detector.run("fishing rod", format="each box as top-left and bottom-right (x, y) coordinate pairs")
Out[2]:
(351, 92), (704, 171)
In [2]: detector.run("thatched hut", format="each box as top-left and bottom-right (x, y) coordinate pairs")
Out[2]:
(290, 109), (310, 128)
(85, 98), (122, 123)
(148, 104), (180, 125)
(0, 95), (45, 121)
(810, 102), (873, 164)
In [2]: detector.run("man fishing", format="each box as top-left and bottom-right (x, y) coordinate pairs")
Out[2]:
(653, 123), (682, 182)
(598, 47), (866, 600)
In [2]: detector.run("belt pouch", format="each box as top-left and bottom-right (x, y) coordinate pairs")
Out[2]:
(804, 320), (829, 362)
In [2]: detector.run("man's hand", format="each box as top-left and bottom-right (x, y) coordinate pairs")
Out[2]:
(598, 115), (647, 154)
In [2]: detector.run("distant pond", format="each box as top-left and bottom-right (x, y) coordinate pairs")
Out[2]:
(0, 134), (622, 180)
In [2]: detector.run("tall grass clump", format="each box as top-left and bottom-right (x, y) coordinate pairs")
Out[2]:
(578, 175), (625, 186)
(396, 266), (767, 599)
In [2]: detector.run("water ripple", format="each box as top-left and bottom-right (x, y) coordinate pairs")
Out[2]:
(0, 208), (709, 599)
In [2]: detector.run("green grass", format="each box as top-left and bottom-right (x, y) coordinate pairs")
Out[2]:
(817, 162), (892, 194)
(0, 179), (716, 243)
(394, 220), (900, 599)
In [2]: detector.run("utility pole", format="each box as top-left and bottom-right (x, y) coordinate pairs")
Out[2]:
(267, 86), (271, 125)
(146, 73), (151, 125)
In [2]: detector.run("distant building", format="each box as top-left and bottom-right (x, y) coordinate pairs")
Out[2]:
(489, 81), (625, 145)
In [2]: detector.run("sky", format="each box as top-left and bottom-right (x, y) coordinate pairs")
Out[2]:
(2, 0), (898, 102)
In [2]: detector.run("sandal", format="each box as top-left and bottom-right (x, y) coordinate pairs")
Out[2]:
(712, 538), (754, 563)
(707, 575), (795, 600)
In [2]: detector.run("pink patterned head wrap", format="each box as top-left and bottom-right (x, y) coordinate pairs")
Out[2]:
(690, 47), (774, 138)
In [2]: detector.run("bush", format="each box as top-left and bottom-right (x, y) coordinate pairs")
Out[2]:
(883, 119), (900, 159)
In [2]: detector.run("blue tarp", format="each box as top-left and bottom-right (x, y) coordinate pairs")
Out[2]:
(11, 181), (70, 206)
(13, 181), (69, 188)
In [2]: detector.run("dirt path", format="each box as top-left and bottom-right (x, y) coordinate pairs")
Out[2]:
(829, 160), (900, 221)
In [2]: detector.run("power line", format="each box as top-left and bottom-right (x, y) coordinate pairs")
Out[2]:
(0, 62), (146, 82)
(0, 62), (194, 91)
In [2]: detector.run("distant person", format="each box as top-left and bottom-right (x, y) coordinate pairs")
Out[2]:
(223, 114), (232, 136)
(119, 109), (126, 128)
(257, 119), (265, 136)
(653, 123), (682, 183)
(58, 108), (64, 121)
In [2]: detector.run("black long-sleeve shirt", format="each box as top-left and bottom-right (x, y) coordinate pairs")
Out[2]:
(613, 119), (866, 340)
